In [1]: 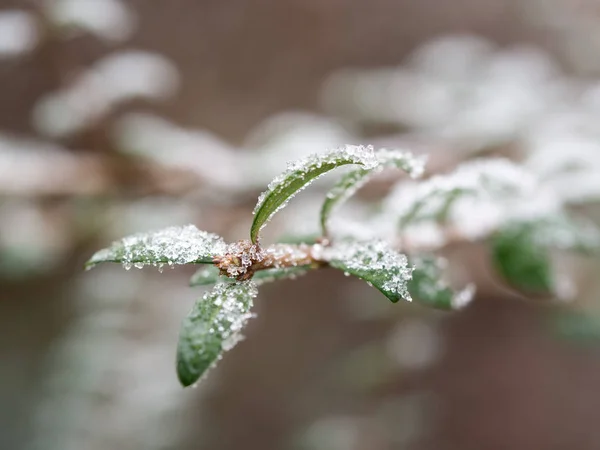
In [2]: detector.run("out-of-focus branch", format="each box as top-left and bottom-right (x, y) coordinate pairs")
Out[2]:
(0, 150), (205, 199)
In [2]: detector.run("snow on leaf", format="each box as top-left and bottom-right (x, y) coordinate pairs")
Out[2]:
(524, 136), (600, 205)
(491, 214), (600, 295)
(320, 149), (426, 236)
(389, 158), (538, 229)
(323, 239), (414, 303)
(250, 145), (380, 243)
(177, 281), (257, 387)
(408, 255), (475, 310)
(85, 225), (227, 270)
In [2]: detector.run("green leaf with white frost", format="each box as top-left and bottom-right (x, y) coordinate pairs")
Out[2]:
(491, 215), (600, 295)
(320, 149), (425, 236)
(324, 239), (413, 303)
(390, 158), (536, 228)
(177, 281), (257, 387)
(86, 225), (226, 270)
(408, 255), (475, 310)
(251, 145), (381, 243)
(189, 265), (312, 287)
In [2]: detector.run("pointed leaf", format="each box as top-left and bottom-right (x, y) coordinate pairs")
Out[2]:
(491, 215), (600, 294)
(251, 145), (380, 243)
(408, 255), (475, 310)
(86, 225), (227, 270)
(324, 239), (413, 303)
(492, 222), (553, 294)
(177, 281), (258, 387)
(189, 265), (312, 287)
(320, 150), (425, 236)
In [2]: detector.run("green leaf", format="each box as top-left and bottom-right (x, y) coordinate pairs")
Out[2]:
(320, 150), (425, 236)
(325, 239), (413, 303)
(492, 222), (553, 294)
(86, 225), (226, 270)
(176, 281), (258, 387)
(250, 145), (381, 243)
(491, 215), (600, 294)
(408, 255), (474, 310)
(189, 265), (312, 287)
(529, 214), (600, 255)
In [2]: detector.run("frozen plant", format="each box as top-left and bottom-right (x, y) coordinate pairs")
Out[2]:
(87, 144), (600, 387)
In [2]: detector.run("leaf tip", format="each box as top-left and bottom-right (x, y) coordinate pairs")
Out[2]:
(176, 360), (201, 388)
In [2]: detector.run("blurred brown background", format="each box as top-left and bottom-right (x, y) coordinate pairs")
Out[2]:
(3, 1), (600, 449)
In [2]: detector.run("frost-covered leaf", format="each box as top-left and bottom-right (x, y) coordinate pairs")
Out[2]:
(86, 225), (226, 270)
(530, 215), (600, 254)
(324, 239), (413, 303)
(189, 264), (311, 287)
(408, 255), (475, 310)
(492, 215), (600, 294)
(388, 158), (539, 228)
(251, 145), (380, 243)
(177, 281), (257, 387)
(320, 149), (425, 236)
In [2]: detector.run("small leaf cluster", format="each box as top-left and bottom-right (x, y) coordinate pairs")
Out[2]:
(87, 145), (600, 386)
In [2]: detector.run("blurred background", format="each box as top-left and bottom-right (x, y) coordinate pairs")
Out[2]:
(4, 0), (600, 449)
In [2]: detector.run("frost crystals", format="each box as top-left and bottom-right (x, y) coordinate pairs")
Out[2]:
(177, 281), (257, 387)
(324, 239), (414, 303)
(85, 224), (227, 270)
(408, 255), (475, 310)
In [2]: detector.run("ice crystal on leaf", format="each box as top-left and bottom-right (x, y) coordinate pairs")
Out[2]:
(177, 281), (257, 386)
(323, 239), (414, 303)
(390, 158), (539, 226)
(503, 215), (600, 254)
(408, 255), (475, 310)
(382, 158), (562, 245)
(86, 225), (227, 270)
